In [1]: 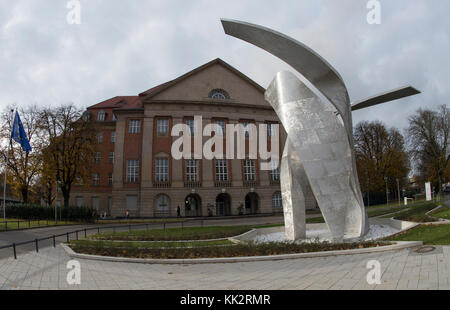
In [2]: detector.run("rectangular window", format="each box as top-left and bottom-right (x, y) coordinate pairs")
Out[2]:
(126, 159), (139, 183)
(185, 159), (199, 182)
(185, 119), (196, 135)
(214, 120), (226, 136)
(92, 174), (100, 186)
(241, 122), (250, 137)
(76, 196), (84, 207)
(108, 173), (113, 186)
(129, 120), (141, 134)
(215, 159), (228, 181)
(243, 159), (256, 181)
(157, 119), (169, 135)
(97, 111), (106, 121)
(126, 195), (138, 211)
(94, 152), (101, 164)
(97, 132), (103, 143)
(92, 197), (100, 210)
(267, 123), (277, 137)
(273, 193), (283, 208)
(270, 161), (280, 181)
(155, 158), (169, 182)
(109, 152), (115, 164)
(111, 132), (116, 143)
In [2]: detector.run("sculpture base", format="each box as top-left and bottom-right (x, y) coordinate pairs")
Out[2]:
(253, 224), (399, 244)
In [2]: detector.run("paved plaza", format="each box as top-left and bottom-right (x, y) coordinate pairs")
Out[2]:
(0, 244), (449, 290)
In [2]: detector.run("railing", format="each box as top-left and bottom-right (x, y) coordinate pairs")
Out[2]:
(184, 181), (202, 188)
(214, 181), (232, 188)
(270, 179), (280, 186)
(243, 180), (259, 187)
(0, 220), (200, 260)
(153, 182), (171, 188)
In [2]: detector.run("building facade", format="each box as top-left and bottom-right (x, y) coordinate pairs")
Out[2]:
(70, 58), (316, 217)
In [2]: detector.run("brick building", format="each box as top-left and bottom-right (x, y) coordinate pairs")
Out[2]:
(70, 58), (316, 218)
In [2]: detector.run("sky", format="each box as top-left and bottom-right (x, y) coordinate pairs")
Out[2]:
(0, 0), (448, 132)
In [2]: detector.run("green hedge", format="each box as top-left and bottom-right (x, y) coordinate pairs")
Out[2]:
(5, 203), (96, 222)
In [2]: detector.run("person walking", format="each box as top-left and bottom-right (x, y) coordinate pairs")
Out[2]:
(177, 206), (181, 217)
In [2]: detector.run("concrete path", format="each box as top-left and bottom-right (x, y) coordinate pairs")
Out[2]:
(0, 244), (449, 290)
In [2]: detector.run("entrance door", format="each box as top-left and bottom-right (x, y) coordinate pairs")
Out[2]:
(185, 194), (201, 217)
(216, 194), (231, 216)
(245, 193), (259, 215)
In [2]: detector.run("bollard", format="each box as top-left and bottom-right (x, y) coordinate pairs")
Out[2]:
(66, 232), (69, 243)
(84, 229), (87, 238)
(35, 239), (39, 253)
(28, 220), (31, 229)
(13, 243), (17, 259)
(53, 235), (56, 248)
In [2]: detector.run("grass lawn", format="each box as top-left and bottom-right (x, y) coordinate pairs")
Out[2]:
(70, 239), (233, 249)
(303, 203), (414, 224)
(95, 218), (187, 225)
(385, 224), (450, 245)
(89, 226), (252, 241)
(430, 208), (450, 220)
(0, 219), (78, 231)
(381, 202), (439, 222)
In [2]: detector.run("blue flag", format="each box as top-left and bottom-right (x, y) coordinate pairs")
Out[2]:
(11, 111), (32, 152)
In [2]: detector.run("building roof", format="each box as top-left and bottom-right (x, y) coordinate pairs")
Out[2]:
(138, 58), (265, 99)
(88, 96), (142, 110)
(88, 58), (265, 111)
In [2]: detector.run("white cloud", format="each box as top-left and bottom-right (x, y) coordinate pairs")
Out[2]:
(0, 0), (447, 131)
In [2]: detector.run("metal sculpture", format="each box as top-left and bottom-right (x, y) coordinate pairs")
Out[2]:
(221, 19), (420, 242)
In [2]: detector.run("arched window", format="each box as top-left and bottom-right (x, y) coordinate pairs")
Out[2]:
(97, 110), (106, 121)
(208, 89), (230, 100)
(272, 192), (282, 208)
(155, 194), (169, 212)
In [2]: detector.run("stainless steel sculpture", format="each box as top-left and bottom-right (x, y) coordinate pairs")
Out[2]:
(221, 19), (420, 242)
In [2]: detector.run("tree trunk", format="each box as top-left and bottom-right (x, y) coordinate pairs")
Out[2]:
(21, 186), (28, 204)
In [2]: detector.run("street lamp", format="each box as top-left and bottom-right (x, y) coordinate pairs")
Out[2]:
(384, 176), (389, 207)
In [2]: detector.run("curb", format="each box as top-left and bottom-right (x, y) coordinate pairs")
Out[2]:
(61, 241), (422, 265)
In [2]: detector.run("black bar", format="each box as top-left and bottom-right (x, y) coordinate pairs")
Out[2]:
(13, 243), (16, 259)
(35, 239), (38, 253)
(66, 232), (69, 243)
(53, 235), (56, 247)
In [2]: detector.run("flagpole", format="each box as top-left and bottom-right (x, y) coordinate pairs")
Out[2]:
(3, 109), (14, 221)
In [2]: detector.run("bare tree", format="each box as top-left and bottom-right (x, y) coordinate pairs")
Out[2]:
(0, 105), (43, 203)
(38, 104), (97, 207)
(354, 121), (410, 197)
(407, 104), (450, 194)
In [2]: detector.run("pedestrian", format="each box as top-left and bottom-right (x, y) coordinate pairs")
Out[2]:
(177, 206), (181, 217)
(125, 209), (129, 219)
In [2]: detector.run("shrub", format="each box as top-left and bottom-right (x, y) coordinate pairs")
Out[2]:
(5, 203), (96, 222)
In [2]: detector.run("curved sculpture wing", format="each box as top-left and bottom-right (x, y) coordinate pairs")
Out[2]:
(221, 19), (352, 141)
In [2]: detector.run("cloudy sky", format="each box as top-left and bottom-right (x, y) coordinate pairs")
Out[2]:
(0, 0), (448, 131)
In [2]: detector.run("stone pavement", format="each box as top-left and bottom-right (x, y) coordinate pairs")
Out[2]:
(0, 245), (449, 290)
